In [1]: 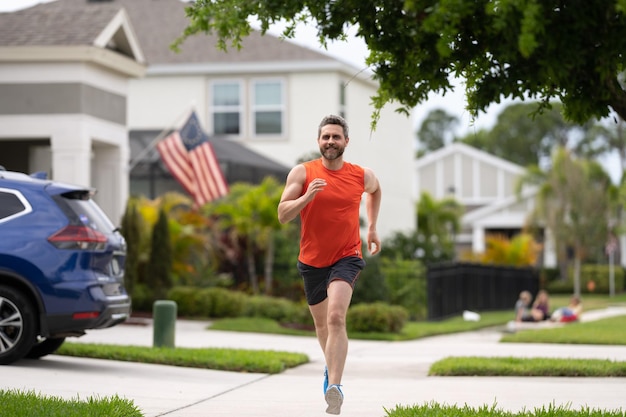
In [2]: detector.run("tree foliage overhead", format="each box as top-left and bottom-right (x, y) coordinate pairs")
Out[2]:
(176, 0), (626, 125)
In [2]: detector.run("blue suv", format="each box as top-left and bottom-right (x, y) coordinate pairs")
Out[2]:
(0, 169), (131, 365)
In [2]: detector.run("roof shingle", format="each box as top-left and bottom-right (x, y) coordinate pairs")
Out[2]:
(0, 0), (337, 66)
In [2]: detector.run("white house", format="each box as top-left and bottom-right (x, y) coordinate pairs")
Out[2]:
(0, 0), (145, 223)
(414, 142), (557, 265)
(119, 0), (416, 239)
(0, 0), (416, 239)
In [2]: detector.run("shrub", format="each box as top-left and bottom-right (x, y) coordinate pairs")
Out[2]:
(202, 288), (246, 318)
(243, 295), (297, 322)
(147, 208), (172, 300)
(580, 264), (624, 293)
(545, 264), (625, 294)
(167, 286), (205, 317)
(243, 295), (314, 327)
(382, 258), (427, 320)
(290, 302), (315, 327)
(130, 283), (154, 313)
(352, 253), (389, 305)
(347, 302), (409, 333)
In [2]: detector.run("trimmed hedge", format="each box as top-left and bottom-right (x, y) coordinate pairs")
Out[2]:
(545, 264), (625, 294)
(167, 287), (408, 333)
(347, 302), (409, 333)
(167, 287), (246, 318)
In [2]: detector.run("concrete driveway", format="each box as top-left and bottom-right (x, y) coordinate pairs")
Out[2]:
(2, 309), (626, 417)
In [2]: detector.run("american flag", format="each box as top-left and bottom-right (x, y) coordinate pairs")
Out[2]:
(156, 112), (229, 206)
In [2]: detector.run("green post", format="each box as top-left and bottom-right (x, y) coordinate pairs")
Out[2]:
(153, 300), (177, 348)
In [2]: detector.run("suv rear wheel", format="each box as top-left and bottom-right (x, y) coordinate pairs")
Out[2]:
(0, 286), (37, 365)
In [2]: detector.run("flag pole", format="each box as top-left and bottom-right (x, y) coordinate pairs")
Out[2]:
(127, 106), (195, 172)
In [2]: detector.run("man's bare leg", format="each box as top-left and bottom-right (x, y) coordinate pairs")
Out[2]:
(323, 280), (352, 386)
(309, 280), (353, 386)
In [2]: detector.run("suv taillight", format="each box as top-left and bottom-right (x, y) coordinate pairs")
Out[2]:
(48, 225), (107, 250)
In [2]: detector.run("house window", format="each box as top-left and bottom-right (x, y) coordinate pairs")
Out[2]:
(252, 80), (283, 135)
(211, 82), (241, 135)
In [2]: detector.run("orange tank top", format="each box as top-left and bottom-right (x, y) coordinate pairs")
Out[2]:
(298, 159), (365, 267)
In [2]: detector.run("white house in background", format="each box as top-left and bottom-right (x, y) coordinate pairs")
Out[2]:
(119, 0), (416, 239)
(0, 0), (145, 224)
(415, 142), (560, 267)
(0, 0), (416, 239)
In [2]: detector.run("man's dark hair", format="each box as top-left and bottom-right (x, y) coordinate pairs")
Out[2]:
(318, 115), (349, 138)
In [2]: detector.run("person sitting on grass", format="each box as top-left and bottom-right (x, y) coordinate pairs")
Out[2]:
(529, 289), (551, 321)
(550, 295), (583, 322)
(515, 290), (534, 322)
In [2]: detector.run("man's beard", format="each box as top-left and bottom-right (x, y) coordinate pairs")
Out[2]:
(320, 145), (344, 160)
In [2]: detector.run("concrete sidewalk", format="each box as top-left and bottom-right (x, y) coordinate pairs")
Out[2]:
(3, 308), (626, 417)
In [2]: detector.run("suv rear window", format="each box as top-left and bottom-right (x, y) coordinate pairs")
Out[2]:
(0, 189), (31, 223)
(54, 192), (116, 234)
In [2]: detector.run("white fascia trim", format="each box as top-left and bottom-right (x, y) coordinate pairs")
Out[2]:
(0, 46), (146, 78)
(94, 9), (146, 64)
(148, 60), (375, 83)
(462, 186), (538, 225)
(416, 142), (526, 175)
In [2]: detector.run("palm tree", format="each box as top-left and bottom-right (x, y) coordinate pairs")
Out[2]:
(416, 191), (463, 259)
(208, 178), (286, 294)
(517, 147), (617, 296)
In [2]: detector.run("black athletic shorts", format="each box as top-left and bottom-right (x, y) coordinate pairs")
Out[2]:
(297, 256), (366, 306)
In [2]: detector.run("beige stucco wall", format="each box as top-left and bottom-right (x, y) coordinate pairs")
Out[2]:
(128, 68), (416, 238)
(0, 60), (131, 224)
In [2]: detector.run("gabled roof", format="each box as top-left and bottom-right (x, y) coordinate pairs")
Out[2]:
(0, 0), (371, 80)
(11, 0), (340, 66)
(0, 0), (122, 47)
(109, 0), (337, 66)
(416, 142), (525, 176)
(0, 0), (145, 75)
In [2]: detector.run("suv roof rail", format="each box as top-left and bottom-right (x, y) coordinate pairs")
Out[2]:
(30, 171), (48, 180)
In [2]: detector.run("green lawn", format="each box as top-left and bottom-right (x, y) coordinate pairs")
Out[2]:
(385, 403), (625, 417)
(56, 343), (308, 374)
(0, 389), (141, 417)
(14, 293), (626, 417)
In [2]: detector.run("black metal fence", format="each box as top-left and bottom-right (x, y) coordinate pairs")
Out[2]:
(427, 262), (539, 320)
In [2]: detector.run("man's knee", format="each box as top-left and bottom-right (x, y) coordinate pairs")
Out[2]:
(327, 310), (346, 328)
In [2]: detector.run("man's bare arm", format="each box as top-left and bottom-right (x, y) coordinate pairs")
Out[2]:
(277, 165), (326, 224)
(364, 167), (382, 255)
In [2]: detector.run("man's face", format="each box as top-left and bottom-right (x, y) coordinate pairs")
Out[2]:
(318, 124), (348, 160)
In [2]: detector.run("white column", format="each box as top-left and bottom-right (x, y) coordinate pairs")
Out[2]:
(51, 129), (91, 187)
(473, 227), (485, 253)
(543, 228), (557, 268)
(92, 144), (127, 225)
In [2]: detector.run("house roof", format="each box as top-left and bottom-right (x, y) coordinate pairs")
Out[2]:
(0, 0), (145, 75)
(416, 142), (526, 176)
(109, 0), (337, 66)
(0, 1), (122, 47)
(2, 0), (340, 67)
(0, 0), (144, 62)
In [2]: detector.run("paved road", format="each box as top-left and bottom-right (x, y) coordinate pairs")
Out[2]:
(3, 308), (626, 417)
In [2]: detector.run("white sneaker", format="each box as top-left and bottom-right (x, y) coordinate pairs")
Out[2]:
(325, 384), (343, 415)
